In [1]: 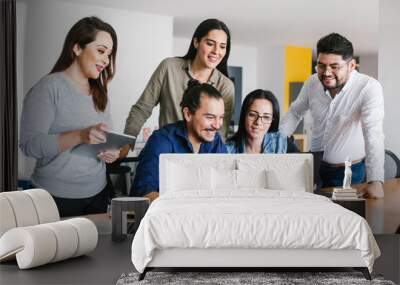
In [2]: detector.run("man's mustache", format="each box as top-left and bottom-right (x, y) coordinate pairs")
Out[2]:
(322, 75), (336, 80)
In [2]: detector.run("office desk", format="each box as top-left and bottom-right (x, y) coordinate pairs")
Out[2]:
(323, 178), (400, 283)
(365, 179), (400, 284)
(364, 179), (400, 235)
(0, 215), (134, 285)
(322, 178), (400, 235)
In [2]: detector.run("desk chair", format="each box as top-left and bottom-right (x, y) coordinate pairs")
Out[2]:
(287, 136), (300, 153)
(106, 156), (139, 198)
(384, 149), (400, 180)
(106, 163), (131, 197)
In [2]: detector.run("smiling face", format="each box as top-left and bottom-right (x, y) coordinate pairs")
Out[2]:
(73, 30), (113, 79)
(193, 29), (227, 70)
(245, 99), (273, 141)
(184, 94), (225, 144)
(316, 53), (356, 93)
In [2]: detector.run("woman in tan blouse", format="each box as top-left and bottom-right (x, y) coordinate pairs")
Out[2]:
(124, 18), (234, 142)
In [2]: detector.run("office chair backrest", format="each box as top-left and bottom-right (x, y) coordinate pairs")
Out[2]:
(384, 149), (400, 180)
(107, 164), (132, 197)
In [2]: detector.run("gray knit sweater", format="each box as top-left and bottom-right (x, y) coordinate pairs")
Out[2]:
(20, 72), (112, 199)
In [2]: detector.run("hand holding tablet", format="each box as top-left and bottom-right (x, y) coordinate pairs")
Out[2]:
(80, 122), (108, 144)
(72, 130), (136, 158)
(97, 149), (120, 164)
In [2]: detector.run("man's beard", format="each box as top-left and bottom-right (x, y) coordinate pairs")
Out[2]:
(194, 128), (216, 143)
(319, 74), (346, 92)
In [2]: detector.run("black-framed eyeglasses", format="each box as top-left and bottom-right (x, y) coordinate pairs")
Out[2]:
(315, 60), (350, 73)
(247, 111), (273, 124)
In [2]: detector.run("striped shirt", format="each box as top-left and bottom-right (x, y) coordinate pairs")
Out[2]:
(280, 70), (384, 182)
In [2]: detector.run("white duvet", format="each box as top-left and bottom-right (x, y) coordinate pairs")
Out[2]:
(131, 190), (380, 273)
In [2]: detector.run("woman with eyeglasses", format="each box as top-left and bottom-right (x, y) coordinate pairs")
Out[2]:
(124, 18), (234, 142)
(226, 89), (287, 154)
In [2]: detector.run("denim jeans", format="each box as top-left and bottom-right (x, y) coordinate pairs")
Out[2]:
(319, 160), (366, 188)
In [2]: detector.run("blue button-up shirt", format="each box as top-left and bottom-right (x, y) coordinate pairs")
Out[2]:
(131, 121), (227, 196)
(226, 131), (287, 154)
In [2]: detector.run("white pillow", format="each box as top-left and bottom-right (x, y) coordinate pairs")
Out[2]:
(237, 158), (309, 192)
(212, 169), (236, 190)
(236, 169), (268, 189)
(167, 162), (212, 191)
(167, 157), (236, 171)
(266, 164), (307, 191)
(211, 169), (268, 191)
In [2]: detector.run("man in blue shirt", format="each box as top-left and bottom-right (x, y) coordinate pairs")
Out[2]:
(130, 83), (227, 201)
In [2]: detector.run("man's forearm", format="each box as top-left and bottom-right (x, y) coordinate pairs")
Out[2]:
(279, 111), (302, 137)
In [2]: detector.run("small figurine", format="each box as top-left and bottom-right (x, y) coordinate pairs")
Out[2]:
(343, 157), (352, 189)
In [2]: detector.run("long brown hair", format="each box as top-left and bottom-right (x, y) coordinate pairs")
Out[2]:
(51, 16), (117, 112)
(181, 19), (231, 77)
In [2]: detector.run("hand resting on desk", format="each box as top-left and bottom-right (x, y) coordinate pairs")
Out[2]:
(360, 181), (384, 199)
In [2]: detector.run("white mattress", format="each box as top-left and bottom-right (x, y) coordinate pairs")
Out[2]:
(131, 190), (380, 273)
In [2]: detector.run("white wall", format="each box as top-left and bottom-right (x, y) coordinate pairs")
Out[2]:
(229, 45), (258, 97)
(17, 0), (173, 178)
(359, 53), (378, 79)
(172, 37), (189, 57)
(173, 37), (258, 99)
(379, 0), (400, 157)
(257, 45), (285, 115)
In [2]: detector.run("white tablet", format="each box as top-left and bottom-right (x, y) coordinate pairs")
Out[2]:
(71, 131), (136, 158)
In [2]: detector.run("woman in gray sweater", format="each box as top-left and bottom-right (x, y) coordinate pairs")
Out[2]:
(20, 17), (119, 217)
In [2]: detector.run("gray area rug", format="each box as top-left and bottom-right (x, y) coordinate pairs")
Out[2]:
(116, 271), (396, 285)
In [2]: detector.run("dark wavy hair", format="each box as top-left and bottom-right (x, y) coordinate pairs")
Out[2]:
(181, 18), (231, 77)
(51, 16), (117, 112)
(180, 79), (223, 116)
(317, 33), (353, 60)
(228, 89), (280, 147)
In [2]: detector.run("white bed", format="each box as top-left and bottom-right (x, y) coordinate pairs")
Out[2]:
(131, 154), (380, 280)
